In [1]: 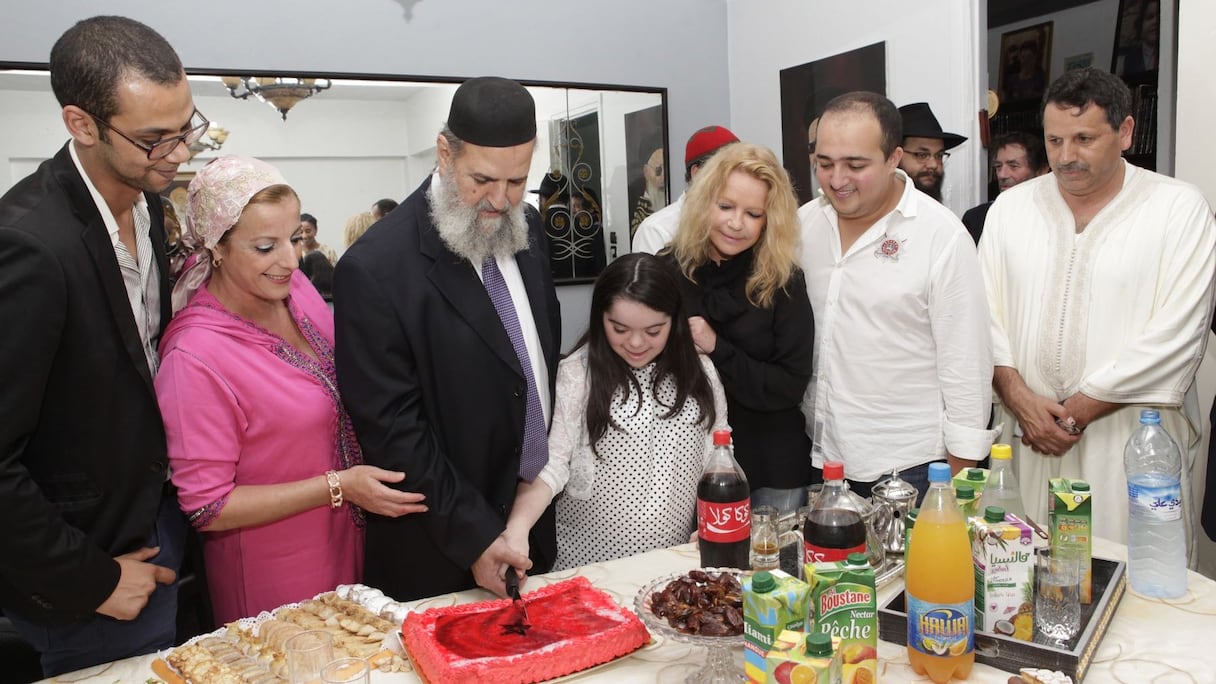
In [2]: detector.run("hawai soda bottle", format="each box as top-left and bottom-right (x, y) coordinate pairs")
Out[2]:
(697, 429), (751, 569)
(906, 462), (974, 683)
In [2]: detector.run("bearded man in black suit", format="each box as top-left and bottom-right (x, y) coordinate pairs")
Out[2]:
(335, 77), (561, 601)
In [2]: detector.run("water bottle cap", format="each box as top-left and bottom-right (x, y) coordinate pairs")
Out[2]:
(956, 484), (975, 500)
(823, 461), (845, 480)
(984, 506), (1006, 522)
(750, 571), (775, 593)
(991, 443), (1012, 460)
(804, 631), (833, 657)
(1072, 480), (1090, 492)
(966, 468), (986, 481)
(928, 462), (951, 482)
(1139, 409), (1161, 424)
(712, 429), (732, 445)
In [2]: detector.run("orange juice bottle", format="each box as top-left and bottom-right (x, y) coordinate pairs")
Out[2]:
(906, 462), (974, 682)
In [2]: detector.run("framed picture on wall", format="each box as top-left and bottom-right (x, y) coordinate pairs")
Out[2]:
(1111, 0), (1160, 77)
(1064, 52), (1094, 72)
(623, 104), (666, 245)
(778, 42), (886, 205)
(998, 21), (1052, 104)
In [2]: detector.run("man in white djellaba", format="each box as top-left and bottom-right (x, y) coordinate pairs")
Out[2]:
(979, 66), (1216, 557)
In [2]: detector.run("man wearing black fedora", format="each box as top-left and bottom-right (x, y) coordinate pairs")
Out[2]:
(898, 102), (967, 203)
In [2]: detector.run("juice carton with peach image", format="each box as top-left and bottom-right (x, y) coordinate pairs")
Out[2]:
(804, 553), (877, 684)
(766, 630), (841, 684)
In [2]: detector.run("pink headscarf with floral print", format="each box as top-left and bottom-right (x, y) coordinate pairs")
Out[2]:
(170, 155), (288, 313)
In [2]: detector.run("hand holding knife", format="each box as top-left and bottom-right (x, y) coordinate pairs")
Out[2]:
(504, 567), (531, 634)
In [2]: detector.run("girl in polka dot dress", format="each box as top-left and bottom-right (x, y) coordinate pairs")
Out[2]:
(504, 253), (728, 570)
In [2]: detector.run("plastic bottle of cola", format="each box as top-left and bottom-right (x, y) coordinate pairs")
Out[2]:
(697, 429), (751, 569)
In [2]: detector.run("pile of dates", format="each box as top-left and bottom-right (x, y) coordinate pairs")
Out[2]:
(649, 569), (743, 636)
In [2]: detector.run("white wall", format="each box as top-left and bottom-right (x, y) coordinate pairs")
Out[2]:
(0, 0), (731, 351)
(1176, 0), (1216, 581)
(726, 0), (985, 216)
(987, 0), (1120, 95)
(1175, 0), (1215, 206)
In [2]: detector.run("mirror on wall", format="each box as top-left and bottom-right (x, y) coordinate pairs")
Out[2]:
(0, 67), (667, 284)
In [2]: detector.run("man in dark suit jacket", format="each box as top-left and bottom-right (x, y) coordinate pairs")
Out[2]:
(335, 77), (561, 601)
(0, 16), (202, 675)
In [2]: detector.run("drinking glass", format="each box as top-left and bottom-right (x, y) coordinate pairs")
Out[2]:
(286, 630), (334, 684)
(321, 657), (371, 684)
(1034, 547), (1082, 646)
(750, 505), (780, 571)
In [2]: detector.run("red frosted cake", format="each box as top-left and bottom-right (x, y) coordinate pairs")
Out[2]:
(402, 576), (650, 683)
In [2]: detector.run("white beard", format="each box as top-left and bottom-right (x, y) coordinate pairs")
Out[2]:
(429, 170), (529, 263)
(644, 179), (667, 212)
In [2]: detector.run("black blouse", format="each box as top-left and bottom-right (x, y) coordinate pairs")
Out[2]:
(665, 249), (815, 490)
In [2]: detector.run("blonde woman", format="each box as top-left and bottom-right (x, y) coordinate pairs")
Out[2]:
(343, 211), (376, 249)
(662, 142), (816, 515)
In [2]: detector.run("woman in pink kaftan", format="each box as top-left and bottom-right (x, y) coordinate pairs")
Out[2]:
(156, 156), (425, 624)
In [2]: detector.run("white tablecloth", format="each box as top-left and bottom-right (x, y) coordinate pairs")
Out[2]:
(39, 538), (1216, 683)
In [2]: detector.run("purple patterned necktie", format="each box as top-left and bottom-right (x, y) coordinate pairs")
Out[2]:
(481, 256), (549, 481)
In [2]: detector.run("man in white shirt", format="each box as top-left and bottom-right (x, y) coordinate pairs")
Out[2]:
(631, 125), (739, 254)
(980, 67), (1216, 547)
(799, 91), (996, 501)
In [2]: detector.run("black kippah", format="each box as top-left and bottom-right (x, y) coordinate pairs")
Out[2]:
(447, 76), (537, 147)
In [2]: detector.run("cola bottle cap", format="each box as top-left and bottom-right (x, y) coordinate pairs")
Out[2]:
(712, 430), (732, 446)
(823, 461), (844, 480)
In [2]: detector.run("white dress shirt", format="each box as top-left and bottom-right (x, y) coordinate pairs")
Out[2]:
(70, 141), (161, 377)
(631, 193), (684, 254)
(798, 170), (996, 481)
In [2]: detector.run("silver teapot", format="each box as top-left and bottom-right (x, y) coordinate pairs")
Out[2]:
(870, 469), (921, 555)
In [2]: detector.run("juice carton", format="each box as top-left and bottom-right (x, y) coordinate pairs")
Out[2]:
(744, 570), (811, 683)
(1049, 478), (1093, 603)
(766, 630), (842, 684)
(953, 467), (989, 498)
(804, 553), (877, 684)
(969, 506), (1036, 641)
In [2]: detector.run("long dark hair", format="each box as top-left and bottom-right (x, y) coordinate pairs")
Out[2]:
(579, 253), (716, 455)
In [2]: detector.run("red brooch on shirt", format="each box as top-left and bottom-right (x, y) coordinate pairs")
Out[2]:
(874, 236), (904, 262)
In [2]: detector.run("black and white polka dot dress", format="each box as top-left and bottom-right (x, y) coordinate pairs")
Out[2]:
(540, 347), (728, 570)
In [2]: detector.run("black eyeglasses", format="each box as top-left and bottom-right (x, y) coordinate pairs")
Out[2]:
(907, 150), (950, 163)
(84, 107), (211, 161)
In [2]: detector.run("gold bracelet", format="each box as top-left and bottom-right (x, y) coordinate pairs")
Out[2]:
(325, 470), (343, 509)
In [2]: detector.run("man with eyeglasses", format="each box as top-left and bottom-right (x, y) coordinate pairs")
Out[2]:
(896, 102), (967, 203)
(0, 16), (198, 675)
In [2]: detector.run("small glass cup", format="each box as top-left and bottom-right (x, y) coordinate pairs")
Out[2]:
(1034, 547), (1082, 646)
(321, 657), (371, 684)
(750, 505), (780, 571)
(286, 630), (334, 684)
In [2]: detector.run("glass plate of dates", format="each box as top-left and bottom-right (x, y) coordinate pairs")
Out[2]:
(633, 568), (745, 646)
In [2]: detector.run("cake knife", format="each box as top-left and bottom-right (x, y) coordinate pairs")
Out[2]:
(505, 568), (531, 629)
